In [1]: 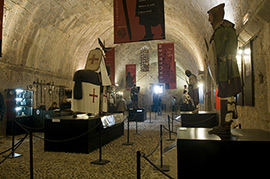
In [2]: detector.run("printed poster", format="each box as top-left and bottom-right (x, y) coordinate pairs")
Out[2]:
(114, 0), (165, 43)
(158, 43), (176, 89)
(126, 64), (136, 89)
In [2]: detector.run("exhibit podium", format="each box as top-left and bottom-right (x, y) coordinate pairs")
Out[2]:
(177, 128), (270, 178)
(44, 114), (124, 153)
(180, 111), (218, 128)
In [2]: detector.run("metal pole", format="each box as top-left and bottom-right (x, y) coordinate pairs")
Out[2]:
(160, 125), (163, 168)
(99, 123), (102, 161)
(137, 151), (141, 179)
(171, 115), (174, 133)
(123, 117), (134, 145)
(168, 115), (171, 140)
(30, 130), (33, 179)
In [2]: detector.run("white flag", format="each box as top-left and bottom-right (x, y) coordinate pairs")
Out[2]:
(72, 82), (100, 114)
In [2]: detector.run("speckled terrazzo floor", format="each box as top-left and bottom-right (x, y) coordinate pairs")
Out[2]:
(0, 112), (180, 179)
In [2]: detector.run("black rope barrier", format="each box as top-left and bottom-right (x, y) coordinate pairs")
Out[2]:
(0, 133), (28, 165)
(136, 151), (174, 179)
(33, 123), (100, 143)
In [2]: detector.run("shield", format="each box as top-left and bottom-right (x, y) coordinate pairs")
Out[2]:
(85, 49), (102, 71)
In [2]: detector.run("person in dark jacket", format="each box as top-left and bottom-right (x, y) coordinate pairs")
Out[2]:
(0, 92), (6, 121)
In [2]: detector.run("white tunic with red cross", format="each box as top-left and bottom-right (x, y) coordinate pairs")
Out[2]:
(72, 82), (100, 114)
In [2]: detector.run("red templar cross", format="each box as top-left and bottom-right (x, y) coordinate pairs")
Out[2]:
(89, 89), (98, 103)
(103, 94), (107, 103)
(89, 54), (99, 64)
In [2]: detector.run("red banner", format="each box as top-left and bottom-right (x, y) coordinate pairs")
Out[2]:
(215, 88), (220, 110)
(105, 48), (115, 85)
(126, 64), (136, 89)
(114, 0), (165, 43)
(158, 43), (176, 89)
(0, 0), (4, 56)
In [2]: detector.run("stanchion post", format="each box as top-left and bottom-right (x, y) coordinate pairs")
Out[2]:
(137, 151), (141, 179)
(91, 123), (110, 165)
(134, 109), (140, 135)
(29, 130), (33, 179)
(166, 116), (175, 141)
(155, 125), (170, 171)
(6, 118), (22, 158)
(123, 117), (134, 145)
(171, 114), (174, 133)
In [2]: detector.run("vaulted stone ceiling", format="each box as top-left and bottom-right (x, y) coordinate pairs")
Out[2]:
(2, 0), (257, 86)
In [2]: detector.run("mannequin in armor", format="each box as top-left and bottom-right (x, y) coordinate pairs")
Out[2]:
(207, 3), (242, 135)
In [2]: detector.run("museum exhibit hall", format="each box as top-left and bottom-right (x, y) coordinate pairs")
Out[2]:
(0, 0), (270, 178)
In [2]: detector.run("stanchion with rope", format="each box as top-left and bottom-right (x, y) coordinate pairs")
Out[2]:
(137, 151), (141, 179)
(5, 117), (22, 159)
(155, 125), (170, 171)
(91, 122), (110, 165)
(122, 117), (134, 146)
(166, 115), (175, 141)
(29, 130), (34, 179)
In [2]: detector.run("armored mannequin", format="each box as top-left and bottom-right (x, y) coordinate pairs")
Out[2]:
(207, 4), (242, 135)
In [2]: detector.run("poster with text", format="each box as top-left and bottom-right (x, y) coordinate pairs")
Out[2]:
(105, 48), (115, 85)
(0, 0), (4, 56)
(114, 0), (165, 44)
(126, 64), (136, 89)
(158, 43), (176, 89)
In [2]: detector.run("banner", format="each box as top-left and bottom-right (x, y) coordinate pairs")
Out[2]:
(114, 0), (165, 43)
(72, 82), (100, 114)
(126, 64), (136, 89)
(158, 43), (176, 89)
(0, 0), (4, 56)
(105, 48), (115, 85)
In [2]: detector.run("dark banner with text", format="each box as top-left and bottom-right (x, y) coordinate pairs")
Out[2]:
(0, 0), (4, 56)
(105, 48), (115, 85)
(158, 43), (176, 89)
(114, 0), (165, 43)
(126, 64), (136, 89)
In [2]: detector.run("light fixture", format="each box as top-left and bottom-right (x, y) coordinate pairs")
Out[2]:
(153, 85), (164, 94)
(242, 13), (249, 25)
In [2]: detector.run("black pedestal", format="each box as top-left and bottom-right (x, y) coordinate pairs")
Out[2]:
(128, 108), (146, 122)
(180, 111), (218, 128)
(44, 115), (124, 153)
(177, 128), (270, 178)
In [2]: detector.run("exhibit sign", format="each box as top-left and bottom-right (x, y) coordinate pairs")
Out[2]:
(126, 64), (136, 89)
(114, 0), (165, 43)
(158, 43), (176, 89)
(105, 48), (115, 85)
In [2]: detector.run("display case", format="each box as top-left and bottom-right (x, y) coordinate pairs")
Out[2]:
(6, 89), (33, 135)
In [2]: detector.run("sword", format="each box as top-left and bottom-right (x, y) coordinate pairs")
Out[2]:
(122, 0), (132, 41)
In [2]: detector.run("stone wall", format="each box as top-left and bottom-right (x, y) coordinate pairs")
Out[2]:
(238, 22), (270, 131)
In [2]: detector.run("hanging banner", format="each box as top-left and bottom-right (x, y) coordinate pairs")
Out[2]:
(114, 0), (165, 44)
(158, 43), (176, 89)
(0, 0), (4, 57)
(105, 48), (115, 85)
(126, 64), (136, 89)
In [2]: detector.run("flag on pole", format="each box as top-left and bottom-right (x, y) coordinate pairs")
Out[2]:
(72, 82), (100, 114)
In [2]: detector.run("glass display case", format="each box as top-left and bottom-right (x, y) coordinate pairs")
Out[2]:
(6, 89), (33, 135)
(14, 89), (33, 117)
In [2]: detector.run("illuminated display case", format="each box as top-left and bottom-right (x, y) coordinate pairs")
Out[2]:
(6, 89), (33, 135)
